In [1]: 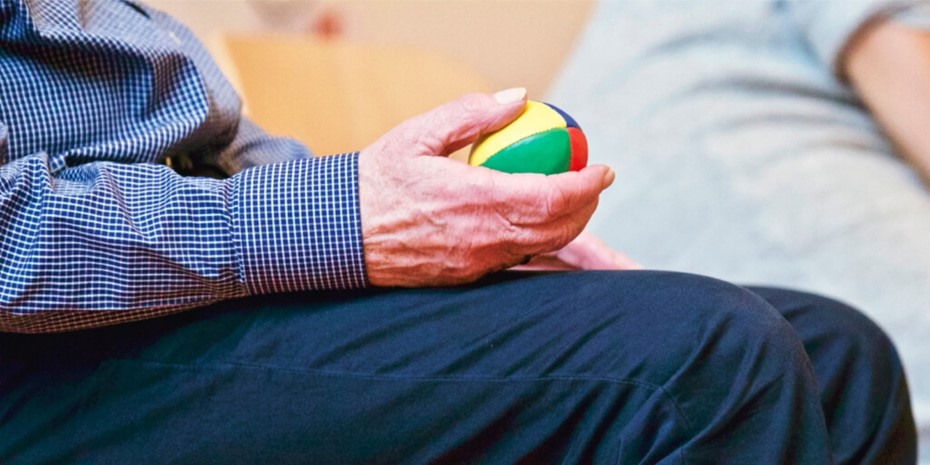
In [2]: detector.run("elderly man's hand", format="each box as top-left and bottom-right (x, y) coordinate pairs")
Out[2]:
(358, 89), (616, 287)
(514, 231), (643, 271)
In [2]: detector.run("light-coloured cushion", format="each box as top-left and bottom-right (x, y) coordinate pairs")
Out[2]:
(549, 0), (930, 435)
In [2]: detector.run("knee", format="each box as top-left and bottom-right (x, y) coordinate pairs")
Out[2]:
(661, 272), (811, 372)
(608, 270), (802, 342)
(569, 271), (823, 442)
(490, 271), (813, 390)
(575, 271), (813, 385)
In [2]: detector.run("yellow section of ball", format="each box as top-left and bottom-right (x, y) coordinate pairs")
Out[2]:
(469, 100), (565, 167)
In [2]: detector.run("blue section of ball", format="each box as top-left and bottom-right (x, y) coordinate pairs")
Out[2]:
(543, 102), (580, 130)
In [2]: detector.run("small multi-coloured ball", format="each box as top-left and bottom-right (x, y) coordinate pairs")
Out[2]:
(468, 100), (588, 175)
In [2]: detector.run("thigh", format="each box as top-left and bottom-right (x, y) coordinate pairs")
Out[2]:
(0, 271), (824, 465)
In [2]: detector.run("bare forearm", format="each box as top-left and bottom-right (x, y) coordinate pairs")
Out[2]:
(845, 19), (930, 184)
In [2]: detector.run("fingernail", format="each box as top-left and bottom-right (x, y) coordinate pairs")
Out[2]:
(603, 169), (616, 188)
(493, 87), (527, 105)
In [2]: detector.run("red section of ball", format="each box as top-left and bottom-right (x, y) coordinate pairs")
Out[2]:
(568, 127), (588, 171)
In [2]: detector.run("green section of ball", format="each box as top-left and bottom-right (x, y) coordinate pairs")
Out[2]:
(478, 128), (571, 175)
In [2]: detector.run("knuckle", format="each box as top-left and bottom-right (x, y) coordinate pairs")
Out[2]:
(458, 93), (488, 114)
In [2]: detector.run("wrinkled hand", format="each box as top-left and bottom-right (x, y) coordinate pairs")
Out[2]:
(513, 231), (643, 271)
(358, 89), (616, 287)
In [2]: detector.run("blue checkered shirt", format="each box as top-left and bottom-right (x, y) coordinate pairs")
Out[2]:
(0, 0), (368, 333)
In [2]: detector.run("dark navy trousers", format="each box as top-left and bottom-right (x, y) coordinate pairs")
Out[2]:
(0, 271), (916, 464)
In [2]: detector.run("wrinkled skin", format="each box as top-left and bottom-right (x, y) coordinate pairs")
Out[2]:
(358, 90), (639, 287)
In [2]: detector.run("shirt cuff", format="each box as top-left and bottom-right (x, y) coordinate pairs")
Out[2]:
(890, 2), (930, 29)
(789, 0), (919, 77)
(230, 153), (368, 294)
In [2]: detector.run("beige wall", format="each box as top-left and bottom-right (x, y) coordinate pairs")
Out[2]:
(146, 0), (594, 99)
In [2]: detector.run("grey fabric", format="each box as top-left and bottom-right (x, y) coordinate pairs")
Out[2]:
(548, 0), (930, 437)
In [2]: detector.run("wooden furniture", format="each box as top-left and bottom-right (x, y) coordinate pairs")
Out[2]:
(224, 34), (493, 155)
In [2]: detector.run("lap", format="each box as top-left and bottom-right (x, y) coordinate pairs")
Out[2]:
(1, 271), (793, 379)
(0, 271), (895, 464)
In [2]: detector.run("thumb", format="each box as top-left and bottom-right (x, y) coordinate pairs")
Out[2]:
(396, 88), (528, 156)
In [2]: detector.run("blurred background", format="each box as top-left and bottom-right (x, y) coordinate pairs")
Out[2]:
(148, 0), (593, 155)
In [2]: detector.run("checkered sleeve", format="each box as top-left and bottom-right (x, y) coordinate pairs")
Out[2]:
(232, 152), (367, 295)
(0, 0), (370, 332)
(0, 147), (367, 333)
